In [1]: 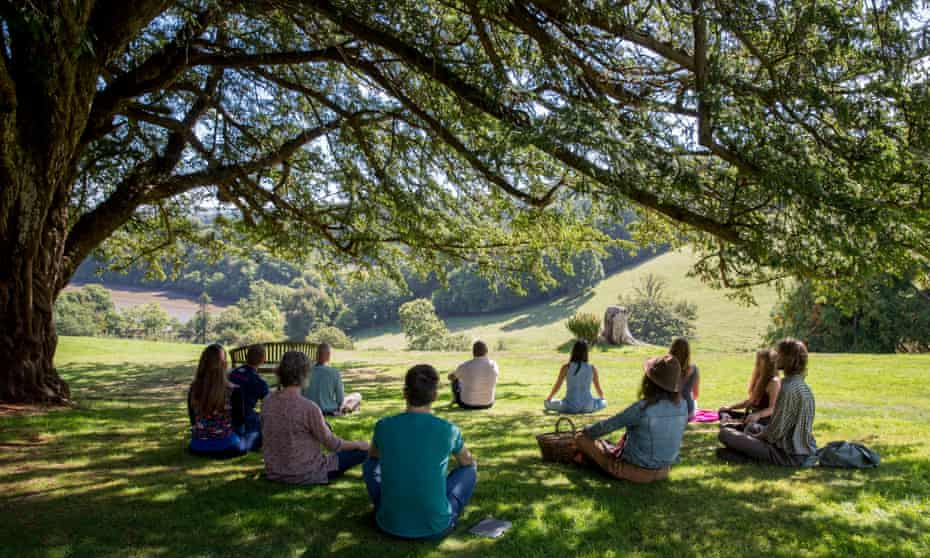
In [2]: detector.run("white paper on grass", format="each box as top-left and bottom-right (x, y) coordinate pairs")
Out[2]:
(468, 518), (512, 538)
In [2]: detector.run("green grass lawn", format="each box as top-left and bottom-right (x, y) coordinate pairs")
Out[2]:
(354, 249), (781, 353)
(2, 336), (929, 558)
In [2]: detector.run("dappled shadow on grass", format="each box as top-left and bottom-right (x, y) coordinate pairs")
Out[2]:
(500, 291), (594, 332)
(3, 359), (930, 558)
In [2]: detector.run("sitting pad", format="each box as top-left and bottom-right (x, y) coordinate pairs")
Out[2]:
(690, 409), (720, 423)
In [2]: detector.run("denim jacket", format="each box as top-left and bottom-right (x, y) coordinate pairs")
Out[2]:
(583, 398), (688, 469)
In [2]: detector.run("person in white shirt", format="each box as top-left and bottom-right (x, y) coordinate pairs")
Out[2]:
(448, 341), (499, 410)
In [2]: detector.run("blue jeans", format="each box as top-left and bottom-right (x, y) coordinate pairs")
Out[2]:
(544, 398), (607, 414)
(189, 433), (249, 459)
(362, 457), (477, 540)
(327, 449), (368, 481)
(238, 429), (262, 452)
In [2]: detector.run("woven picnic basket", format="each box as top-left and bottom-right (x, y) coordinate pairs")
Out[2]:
(536, 417), (578, 463)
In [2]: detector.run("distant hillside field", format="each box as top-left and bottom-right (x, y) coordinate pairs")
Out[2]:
(355, 250), (780, 353)
(65, 282), (230, 321)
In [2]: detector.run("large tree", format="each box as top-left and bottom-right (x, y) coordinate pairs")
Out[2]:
(1, 0), (927, 402)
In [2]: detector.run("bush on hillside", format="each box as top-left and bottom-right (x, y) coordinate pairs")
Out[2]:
(766, 277), (930, 353)
(308, 325), (355, 350)
(54, 284), (120, 336)
(398, 298), (468, 351)
(619, 274), (696, 345)
(566, 312), (601, 345)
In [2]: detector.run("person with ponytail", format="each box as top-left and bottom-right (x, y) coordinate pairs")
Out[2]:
(187, 344), (257, 458)
(544, 340), (607, 414)
(575, 355), (688, 482)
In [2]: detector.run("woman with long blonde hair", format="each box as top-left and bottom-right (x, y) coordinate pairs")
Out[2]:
(719, 349), (781, 428)
(188, 344), (254, 458)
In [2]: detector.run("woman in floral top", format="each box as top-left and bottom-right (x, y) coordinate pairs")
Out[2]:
(187, 344), (252, 458)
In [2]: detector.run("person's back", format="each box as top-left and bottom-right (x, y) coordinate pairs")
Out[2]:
(372, 412), (463, 537)
(228, 344), (269, 436)
(263, 351), (369, 484)
(304, 363), (343, 414)
(452, 351), (498, 408)
(622, 398), (688, 468)
(763, 374), (816, 455)
(577, 355), (684, 482)
(680, 364), (699, 416)
(564, 362), (595, 412)
(364, 364), (477, 540)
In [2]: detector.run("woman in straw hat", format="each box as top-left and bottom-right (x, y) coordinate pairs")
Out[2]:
(575, 355), (688, 482)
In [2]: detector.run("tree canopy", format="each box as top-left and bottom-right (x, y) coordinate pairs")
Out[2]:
(1, 0), (929, 401)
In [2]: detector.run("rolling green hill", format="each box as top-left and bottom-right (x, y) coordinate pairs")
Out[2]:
(355, 250), (781, 353)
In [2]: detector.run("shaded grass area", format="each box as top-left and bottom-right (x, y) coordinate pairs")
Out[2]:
(1, 338), (929, 557)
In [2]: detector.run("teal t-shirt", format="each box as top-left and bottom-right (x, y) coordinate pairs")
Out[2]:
(372, 412), (465, 538)
(303, 364), (343, 414)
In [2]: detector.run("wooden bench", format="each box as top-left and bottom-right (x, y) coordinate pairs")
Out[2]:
(229, 341), (318, 371)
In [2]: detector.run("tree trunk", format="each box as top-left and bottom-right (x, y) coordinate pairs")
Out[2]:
(601, 305), (640, 346)
(0, 167), (74, 403)
(0, 9), (99, 403)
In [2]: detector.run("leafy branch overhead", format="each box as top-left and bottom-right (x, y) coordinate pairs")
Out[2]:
(1, 0), (922, 291)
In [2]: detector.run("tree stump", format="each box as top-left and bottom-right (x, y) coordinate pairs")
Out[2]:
(601, 306), (640, 345)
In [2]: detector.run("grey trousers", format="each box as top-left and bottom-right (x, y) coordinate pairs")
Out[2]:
(718, 427), (807, 467)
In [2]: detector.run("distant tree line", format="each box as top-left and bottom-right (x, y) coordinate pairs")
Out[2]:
(72, 221), (662, 333)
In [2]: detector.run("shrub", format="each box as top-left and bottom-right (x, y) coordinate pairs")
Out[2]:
(766, 277), (930, 353)
(397, 298), (465, 351)
(619, 274), (696, 345)
(308, 325), (355, 350)
(566, 312), (600, 345)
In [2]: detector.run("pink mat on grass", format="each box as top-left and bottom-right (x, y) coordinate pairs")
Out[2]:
(690, 409), (720, 423)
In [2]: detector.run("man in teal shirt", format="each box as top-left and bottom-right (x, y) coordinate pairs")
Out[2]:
(303, 343), (362, 415)
(363, 364), (477, 539)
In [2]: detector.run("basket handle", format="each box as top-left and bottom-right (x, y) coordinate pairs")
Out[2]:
(555, 417), (576, 434)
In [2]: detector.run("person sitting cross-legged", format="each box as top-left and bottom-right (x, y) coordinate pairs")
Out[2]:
(544, 340), (607, 414)
(363, 364), (477, 540)
(575, 355), (687, 483)
(262, 351), (369, 484)
(228, 343), (270, 449)
(303, 343), (362, 416)
(718, 348), (781, 432)
(188, 344), (257, 458)
(717, 338), (816, 467)
(448, 340), (499, 410)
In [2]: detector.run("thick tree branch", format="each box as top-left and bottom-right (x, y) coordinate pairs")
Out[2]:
(264, 57), (553, 207)
(526, 0), (695, 71)
(88, 1), (173, 65)
(189, 45), (354, 68)
(307, 0), (741, 242)
(81, 8), (218, 146)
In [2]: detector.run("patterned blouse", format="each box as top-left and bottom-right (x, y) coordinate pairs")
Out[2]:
(764, 374), (816, 455)
(261, 390), (344, 484)
(189, 387), (235, 440)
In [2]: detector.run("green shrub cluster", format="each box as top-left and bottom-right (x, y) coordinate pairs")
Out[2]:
(398, 299), (470, 351)
(619, 274), (696, 345)
(566, 312), (601, 345)
(767, 277), (930, 353)
(55, 285), (180, 340)
(308, 325), (355, 350)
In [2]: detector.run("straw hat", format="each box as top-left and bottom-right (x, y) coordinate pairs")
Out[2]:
(644, 355), (681, 393)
